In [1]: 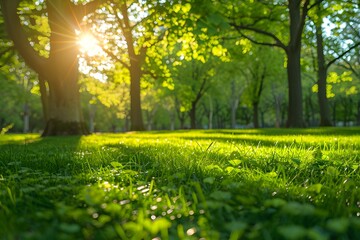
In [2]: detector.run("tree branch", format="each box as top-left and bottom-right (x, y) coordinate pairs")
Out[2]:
(295, 0), (323, 45)
(231, 24), (287, 50)
(74, 0), (106, 20)
(101, 46), (130, 70)
(0, 0), (48, 76)
(326, 41), (360, 70)
(338, 61), (360, 79)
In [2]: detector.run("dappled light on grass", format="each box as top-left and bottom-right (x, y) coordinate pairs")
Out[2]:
(0, 128), (359, 239)
(0, 133), (40, 145)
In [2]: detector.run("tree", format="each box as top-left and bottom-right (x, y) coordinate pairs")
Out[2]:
(212, 0), (323, 127)
(310, 1), (360, 126)
(87, 0), (179, 131)
(0, 0), (104, 136)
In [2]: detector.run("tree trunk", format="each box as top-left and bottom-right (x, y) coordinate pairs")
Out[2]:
(129, 63), (145, 131)
(208, 95), (213, 129)
(42, 1), (89, 136)
(332, 100), (337, 126)
(272, 84), (282, 128)
(286, 0), (306, 128)
(230, 80), (240, 129)
(39, 75), (49, 122)
(189, 102), (197, 129)
(253, 102), (259, 128)
(357, 100), (360, 126)
(120, 3), (146, 131)
(286, 46), (305, 127)
(42, 68), (88, 136)
(274, 98), (281, 128)
(89, 103), (96, 133)
(315, 19), (332, 126)
(169, 109), (175, 130)
(23, 102), (30, 133)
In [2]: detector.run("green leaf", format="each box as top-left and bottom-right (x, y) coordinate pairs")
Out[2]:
(278, 225), (307, 240)
(282, 202), (315, 216)
(59, 223), (81, 233)
(229, 159), (242, 166)
(110, 161), (123, 169)
(203, 177), (215, 184)
(210, 190), (232, 201)
(225, 166), (241, 174)
(225, 221), (247, 231)
(307, 184), (322, 194)
(326, 218), (349, 233)
(291, 158), (301, 165)
(326, 166), (339, 177)
(265, 198), (287, 208)
(267, 171), (278, 178)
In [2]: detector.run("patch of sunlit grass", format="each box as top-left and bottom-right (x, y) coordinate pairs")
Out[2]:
(0, 128), (359, 239)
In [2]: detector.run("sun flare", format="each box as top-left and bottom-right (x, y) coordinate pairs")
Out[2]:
(77, 33), (102, 57)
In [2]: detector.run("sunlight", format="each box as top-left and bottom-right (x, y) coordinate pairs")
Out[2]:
(77, 33), (102, 57)
(77, 31), (112, 82)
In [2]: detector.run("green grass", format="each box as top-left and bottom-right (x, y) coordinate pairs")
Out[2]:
(0, 128), (359, 239)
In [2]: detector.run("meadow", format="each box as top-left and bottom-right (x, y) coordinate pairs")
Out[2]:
(0, 128), (359, 239)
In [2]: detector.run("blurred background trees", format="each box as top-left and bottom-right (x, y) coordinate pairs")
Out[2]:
(0, 0), (359, 134)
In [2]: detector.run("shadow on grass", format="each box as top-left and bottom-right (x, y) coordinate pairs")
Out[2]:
(146, 127), (360, 136)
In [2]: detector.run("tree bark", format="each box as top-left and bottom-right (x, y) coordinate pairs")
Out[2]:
(189, 102), (197, 129)
(253, 102), (259, 128)
(357, 100), (360, 126)
(129, 63), (145, 131)
(251, 65), (265, 129)
(208, 95), (213, 129)
(23, 102), (30, 133)
(230, 80), (241, 129)
(285, 0), (306, 127)
(89, 103), (96, 133)
(332, 100), (337, 126)
(315, 10), (332, 126)
(120, 3), (146, 131)
(286, 47), (304, 127)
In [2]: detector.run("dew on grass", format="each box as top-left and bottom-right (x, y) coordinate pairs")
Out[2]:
(186, 227), (196, 236)
(120, 200), (130, 205)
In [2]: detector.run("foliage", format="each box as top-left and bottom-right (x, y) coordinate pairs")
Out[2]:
(1, 128), (360, 239)
(0, 0), (359, 132)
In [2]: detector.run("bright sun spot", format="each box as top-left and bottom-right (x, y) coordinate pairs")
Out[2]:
(77, 31), (112, 82)
(77, 33), (102, 57)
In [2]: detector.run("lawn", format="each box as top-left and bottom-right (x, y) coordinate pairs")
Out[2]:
(0, 128), (359, 239)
